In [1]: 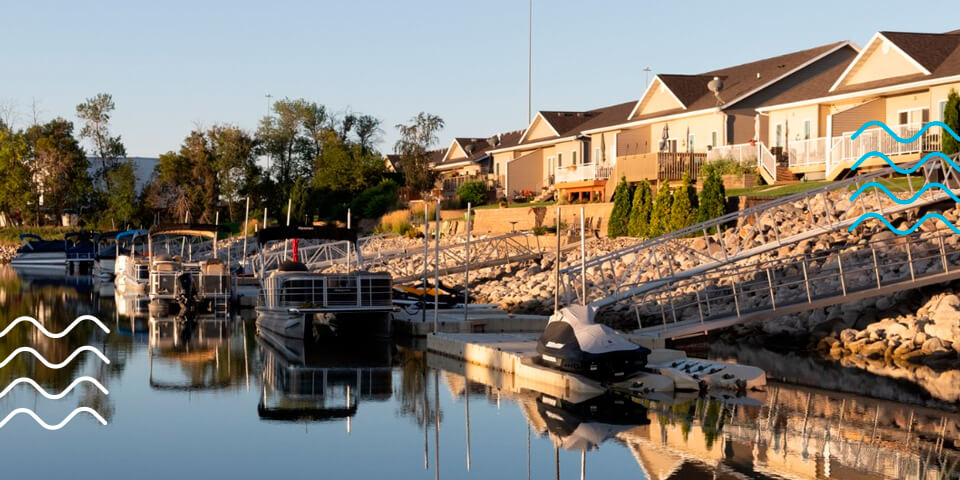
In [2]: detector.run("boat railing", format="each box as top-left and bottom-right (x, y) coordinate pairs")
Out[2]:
(262, 273), (392, 310)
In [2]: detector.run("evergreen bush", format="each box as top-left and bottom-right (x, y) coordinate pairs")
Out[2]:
(669, 173), (698, 232)
(607, 176), (634, 238)
(648, 183), (673, 237)
(627, 180), (653, 237)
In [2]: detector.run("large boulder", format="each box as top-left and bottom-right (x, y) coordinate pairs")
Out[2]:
(923, 294), (960, 350)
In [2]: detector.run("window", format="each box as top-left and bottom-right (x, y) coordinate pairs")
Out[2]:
(711, 131), (718, 148)
(687, 133), (694, 151)
(775, 124), (783, 147)
(594, 147), (601, 163)
(572, 151), (578, 165)
(495, 163), (499, 176)
(803, 120), (811, 140)
(557, 152), (563, 167)
(898, 107), (929, 126)
(939, 100), (948, 121)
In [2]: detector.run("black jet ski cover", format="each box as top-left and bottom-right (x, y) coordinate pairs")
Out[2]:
(536, 304), (650, 380)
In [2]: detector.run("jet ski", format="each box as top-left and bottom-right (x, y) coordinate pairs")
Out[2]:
(536, 393), (649, 451)
(536, 304), (650, 381)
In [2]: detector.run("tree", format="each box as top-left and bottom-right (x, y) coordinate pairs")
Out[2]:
(394, 112), (444, 195)
(457, 181), (488, 207)
(627, 180), (653, 237)
(181, 130), (218, 223)
(943, 89), (960, 155)
(697, 165), (726, 225)
(669, 173), (698, 232)
(354, 115), (382, 154)
(26, 118), (92, 221)
(649, 184), (673, 237)
(147, 150), (195, 222)
(607, 176), (634, 238)
(76, 93), (125, 188)
(106, 160), (137, 227)
(0, 125), (32, 223)
(256, 98), (311, 196)
(209, 125), (257, 220)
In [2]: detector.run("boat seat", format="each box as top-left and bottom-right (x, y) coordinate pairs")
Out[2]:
(202, 260), (227, 276)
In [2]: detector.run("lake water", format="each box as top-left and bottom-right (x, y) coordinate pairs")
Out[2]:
(0, 265), (957, 480)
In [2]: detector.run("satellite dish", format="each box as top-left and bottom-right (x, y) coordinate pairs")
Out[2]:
(708, 76), (725, 105)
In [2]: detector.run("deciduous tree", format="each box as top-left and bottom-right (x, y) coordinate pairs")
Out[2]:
(394, 112), (444, 195)
(76, 93), (125, 188)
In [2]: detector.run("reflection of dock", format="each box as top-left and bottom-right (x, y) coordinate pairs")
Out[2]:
(257, 332), (393, 424)
(428, 351), (960, 480)
(148, 316), (252, 392)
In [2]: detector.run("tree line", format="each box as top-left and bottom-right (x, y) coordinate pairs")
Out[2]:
(0, 93), (444, 230)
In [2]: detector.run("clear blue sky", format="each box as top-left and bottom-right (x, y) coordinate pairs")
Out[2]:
(2, 0), (957, 157)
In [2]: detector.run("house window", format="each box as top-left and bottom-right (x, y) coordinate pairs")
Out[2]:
(687, 133), (694, 152)
(495, 163), (500, 176)
(547, 156), (555, 176)
(940, 100), (948, 121)
(803, 120), (811, 140)
(711, 131), (718, 148)
(594, 147), (601, 163)
(898, 107), (929, 126)
(572, 151), (578, 165)
(775, 124), (783, 147)
(557, 152), (563, 167)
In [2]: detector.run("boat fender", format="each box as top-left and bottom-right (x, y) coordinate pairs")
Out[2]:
(735, 379), (747, 393)
(722, 373), (734, 380)
(698, 379), (708, 393)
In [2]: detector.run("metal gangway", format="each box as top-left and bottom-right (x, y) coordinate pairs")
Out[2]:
(250, 230), (543, 285)
(560, 155), (960, 340)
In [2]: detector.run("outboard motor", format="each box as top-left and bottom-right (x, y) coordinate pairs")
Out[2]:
(536, 304), (650, 381)
(176, 271), (198, 316)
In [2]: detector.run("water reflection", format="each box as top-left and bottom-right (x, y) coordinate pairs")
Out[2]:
(257, 332), (393, 424)
(1, 264), (959, 480)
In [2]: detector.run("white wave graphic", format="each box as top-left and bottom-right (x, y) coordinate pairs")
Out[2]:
(0, 315), (110, 339)
(0, 376), (109, 400)
(0, 407), (107, 430)
(0, 346), (111, 369)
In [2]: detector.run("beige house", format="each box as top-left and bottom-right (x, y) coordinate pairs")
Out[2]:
(432, 131), (522, 199)
(583, 40), (859, 191)
(757, 30), (960, 180)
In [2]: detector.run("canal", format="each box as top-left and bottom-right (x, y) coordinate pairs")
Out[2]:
(0, 266), (957, 479)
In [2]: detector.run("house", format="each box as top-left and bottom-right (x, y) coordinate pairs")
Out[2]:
(757, 30), (960, 180)
(486, 103), (634, 202)
(385, 149), (445, 201)
(433, 131), (523, 198)
(585, 40), (859, 194)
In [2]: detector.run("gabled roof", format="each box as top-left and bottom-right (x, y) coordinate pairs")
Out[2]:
(627, 41), (853, 121)
(829, 31), (960, 92)
(502, 101), (637, 151)
(435, 130), (524, 169)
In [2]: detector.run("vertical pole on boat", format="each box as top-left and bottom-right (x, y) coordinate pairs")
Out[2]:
(423, 366), (429, 471)
(464, 202), (472, 322)
(283, 198), (292, 260)
(526, 423), (531, 480)
(555, 206), (560, 313)
(347, 208), (352, 271)
(580, 206), (586, 304)
(580, 450), (585, 480)
(434, 199), (440, 330)
(242, 197), (250, 268)
(423, 204), (429, 324)
(214, 210), (219, 260)
(263, 208), (268, 229)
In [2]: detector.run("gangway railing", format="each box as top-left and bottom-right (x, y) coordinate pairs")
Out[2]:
(561, 155), (960, 313)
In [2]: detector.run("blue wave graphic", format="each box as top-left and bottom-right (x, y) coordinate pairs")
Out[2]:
(850, 181), (960, 204)
(850, 151), (960, 173)
(851, 120), (960, 143)
(848, 212), (960, 235)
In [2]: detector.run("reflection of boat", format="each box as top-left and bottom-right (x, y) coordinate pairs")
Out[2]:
(147, 224), (232, 315)
(537, 305), (650, 381)
(93, 231), (120, 280)
(114, 229), (149, 294)
(257, 329), (393, 422)
(10, 233), (66, 268)
(536, 393), (650, 451)
(254, 226), (393, 339)
(147, 316), (244, 391)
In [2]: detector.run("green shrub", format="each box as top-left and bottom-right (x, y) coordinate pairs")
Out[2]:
(648, 183), (673, 237)
(456, 181), (488, 206)
(627, 180), (652, 237)
(607, 177), (634, 238)
(351, 179), (399, 218)
(670, 173), (698, 232)
(944, 89), (960, 155)
(697, 166), (726, 226)
(699, 157), (754, 178)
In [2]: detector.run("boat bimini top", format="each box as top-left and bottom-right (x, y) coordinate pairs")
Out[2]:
(149, 223), (231, 239)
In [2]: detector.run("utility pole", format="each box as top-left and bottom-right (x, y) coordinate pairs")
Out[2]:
(264, 93), (273, 173)
(527, 0), (533, 124)
(643, 67), (652, 89)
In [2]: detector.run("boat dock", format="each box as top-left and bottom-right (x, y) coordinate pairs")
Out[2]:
(392, 308), (549, 336)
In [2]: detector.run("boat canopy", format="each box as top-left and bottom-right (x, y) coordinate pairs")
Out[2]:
(94, 231), (121, 241)
(257, 225), (357, 245)
(116, 229), (148, 240)
(19, 233), (43, 243)
(148, 223), (230, 238)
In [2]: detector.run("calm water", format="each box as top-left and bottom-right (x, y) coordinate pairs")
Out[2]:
(0, 266), (958, 480)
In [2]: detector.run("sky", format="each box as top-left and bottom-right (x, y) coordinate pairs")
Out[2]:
(2, 0), (959, 157)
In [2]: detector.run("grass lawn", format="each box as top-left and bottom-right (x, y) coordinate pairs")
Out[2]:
(0, 226), (74, 245)
(727, 180), (830, 198)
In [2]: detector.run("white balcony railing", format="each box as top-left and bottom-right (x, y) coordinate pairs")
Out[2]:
(553, 163), (612, 184)
(758, 143), (777, 183)
(785, 136), (828, 167)
(706, 143), (757, 164)
(836, 122), (940, 163)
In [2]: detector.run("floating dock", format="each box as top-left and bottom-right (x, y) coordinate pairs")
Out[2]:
(426, 332), (765, 398)
(392, 308), (548, 336)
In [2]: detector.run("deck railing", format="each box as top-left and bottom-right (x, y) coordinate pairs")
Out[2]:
(553, 163), (613, 183)
(441, 174), (500, 196)
(658, 152), (706, 181)
(785, 136), (828, 167)
(706, 143), (757, 164)
(758, 143), (777, 182)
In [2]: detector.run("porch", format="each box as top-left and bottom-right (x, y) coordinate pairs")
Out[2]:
(553, 163), (612, 202)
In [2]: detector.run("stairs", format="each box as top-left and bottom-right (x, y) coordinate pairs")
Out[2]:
(532, 185), (556, 203)
(775, 166), (800, 184)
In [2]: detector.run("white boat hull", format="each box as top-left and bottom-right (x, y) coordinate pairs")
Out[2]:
(11, 252), (66, 267)
(256, 308), (308, 339)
